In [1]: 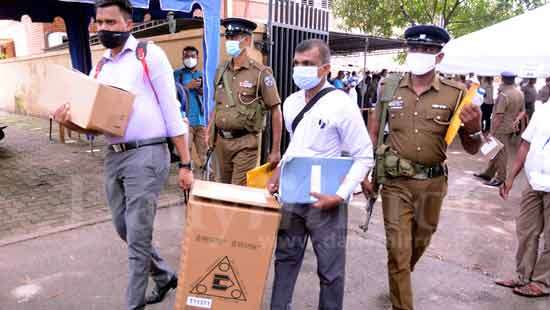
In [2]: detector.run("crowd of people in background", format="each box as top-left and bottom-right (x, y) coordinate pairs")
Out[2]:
(48, 1), (550, 308)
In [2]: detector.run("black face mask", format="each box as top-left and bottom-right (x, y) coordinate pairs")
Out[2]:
(98, 30), (130, 49)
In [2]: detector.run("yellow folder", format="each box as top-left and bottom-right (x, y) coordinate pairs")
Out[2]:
(444, 83), (479, 145)
(246, 163), (273, 189)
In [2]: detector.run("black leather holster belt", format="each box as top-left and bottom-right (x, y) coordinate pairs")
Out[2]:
(411, 163), (448, 180)
(217, 128), (254, 139)
(109, 137), (167, 153)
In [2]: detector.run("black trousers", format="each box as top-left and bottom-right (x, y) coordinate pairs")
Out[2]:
(271, 204), (348, 310)
(481, 103), (493, 132)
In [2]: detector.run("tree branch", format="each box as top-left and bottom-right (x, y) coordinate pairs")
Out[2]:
(400, 1), (416, 25)
(445, 0), (466, 26)
(432, 0), (439, 24)
(442, 0), (448, 24)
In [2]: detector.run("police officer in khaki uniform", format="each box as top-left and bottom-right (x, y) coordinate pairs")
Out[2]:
(475, 71), (525, 187)
(538, 77), (550, 103)
(521, 78), (537, 120)
(208, 18), (283, 185)
(363, 25), (482, 310)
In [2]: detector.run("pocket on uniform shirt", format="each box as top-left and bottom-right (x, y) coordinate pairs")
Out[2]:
(427, 109), (452, 126)
(388, 110), (407, 132)
(239, 85), (258, 105)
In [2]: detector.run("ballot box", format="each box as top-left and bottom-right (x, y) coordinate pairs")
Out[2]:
(174, 180), (281, 310)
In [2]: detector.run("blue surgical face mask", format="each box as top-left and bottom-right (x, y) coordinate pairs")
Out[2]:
(293, 66), (322, 90)
(225, 40), (242, 57)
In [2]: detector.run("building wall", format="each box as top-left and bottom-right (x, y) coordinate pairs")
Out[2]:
(0, 17), (46, 57)
(0, 26), (267, 119)
(229, 0), (338, 31)
(231, 0), (269, 23)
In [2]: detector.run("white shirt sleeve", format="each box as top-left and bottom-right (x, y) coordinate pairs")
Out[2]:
(335, 95), (375, 200)
(521, 109), (539, 143)
(148, 44), (188, 137)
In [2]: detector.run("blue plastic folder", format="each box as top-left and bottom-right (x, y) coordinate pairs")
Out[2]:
(279, 157), (354, 204)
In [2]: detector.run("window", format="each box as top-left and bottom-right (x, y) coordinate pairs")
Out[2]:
(47, 32), (68, 48)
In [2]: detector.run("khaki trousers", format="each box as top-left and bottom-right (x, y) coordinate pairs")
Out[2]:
(214, 133), (258, 186)
(188, 126), (208, 168)
(515, 184), (550, 292)
(381, 176), (448, 310)
(483, 133), (514, 182)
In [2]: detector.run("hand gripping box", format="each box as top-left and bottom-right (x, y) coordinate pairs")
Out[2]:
(40, 64), (135, 137)
(174, 180), (281, 310)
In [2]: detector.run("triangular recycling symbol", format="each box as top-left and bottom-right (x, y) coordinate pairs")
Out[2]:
(190, 256), (247, 301)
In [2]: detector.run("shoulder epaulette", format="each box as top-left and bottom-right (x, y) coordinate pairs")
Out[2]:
(440, 77), (466, 91)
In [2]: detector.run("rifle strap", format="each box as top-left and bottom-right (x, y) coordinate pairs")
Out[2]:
(221, 62), (238, 108)
(376, 73), (402, 147)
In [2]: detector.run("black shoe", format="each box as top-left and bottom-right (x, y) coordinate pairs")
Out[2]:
(484, 179), (503, 187)
(146, 276), (178, 305)
(474, 173), (491, 182)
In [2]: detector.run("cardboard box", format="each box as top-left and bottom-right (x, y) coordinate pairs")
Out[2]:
(175, 180), (281, 310)
(40, 64), (135, 137)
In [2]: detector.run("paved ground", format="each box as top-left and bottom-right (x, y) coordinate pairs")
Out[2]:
(1, 112), (549, 309)
(0, 112), (182, 244)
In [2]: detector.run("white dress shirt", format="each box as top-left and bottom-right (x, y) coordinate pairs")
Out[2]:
(282, 82), (374, 200)
(522, 104), (550, 192)
(90, 35), (187, 144)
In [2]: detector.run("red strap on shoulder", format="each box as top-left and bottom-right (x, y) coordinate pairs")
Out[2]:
(95, 42), (160, 105)
(136, 42), (161, 105)
(94, 57), (107, 79)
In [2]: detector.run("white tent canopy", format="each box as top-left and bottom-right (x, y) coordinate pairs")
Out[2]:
(438, 4), (550, 77)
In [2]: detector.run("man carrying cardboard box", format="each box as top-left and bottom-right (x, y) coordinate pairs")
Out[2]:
(53, 1), (193, 309)
(267, 39), (374, 310)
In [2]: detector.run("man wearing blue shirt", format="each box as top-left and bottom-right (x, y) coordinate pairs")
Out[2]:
(174, 46), (208, 168)
(332, 70), (345, 89)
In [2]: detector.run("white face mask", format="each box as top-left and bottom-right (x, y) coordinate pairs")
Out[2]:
(225, 40), (242, 57)
(406, 52), (439, 75)
(184, 57), (197, 68)
(293, 66), (322, 90)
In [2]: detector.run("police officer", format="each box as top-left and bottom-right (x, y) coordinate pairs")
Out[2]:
(521, 78), (537, 120)
(363, 25), (482, 310)
(497, 105), (550, 298)
(208, 18), (283, 185)
(538, 77), (550, 103)
(475, 71), (525, 187)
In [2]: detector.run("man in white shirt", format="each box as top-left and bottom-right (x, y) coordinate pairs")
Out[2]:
(53, 1), (193, 308)
(267, 39), (374, 310)
(497, 105), (550, 298)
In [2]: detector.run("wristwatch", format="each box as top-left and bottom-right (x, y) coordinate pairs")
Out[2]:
(468, 131), (483, 139)
(178, 162), (192, 171)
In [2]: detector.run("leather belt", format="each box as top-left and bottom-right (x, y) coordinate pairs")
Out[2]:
(411, 163), (448, 180)
(109, 138), (167, 153)
(217, 128), (252, 139)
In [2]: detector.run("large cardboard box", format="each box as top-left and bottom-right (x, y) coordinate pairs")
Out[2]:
(175, 181), (281, 310)
(40, 64), (135, 137)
